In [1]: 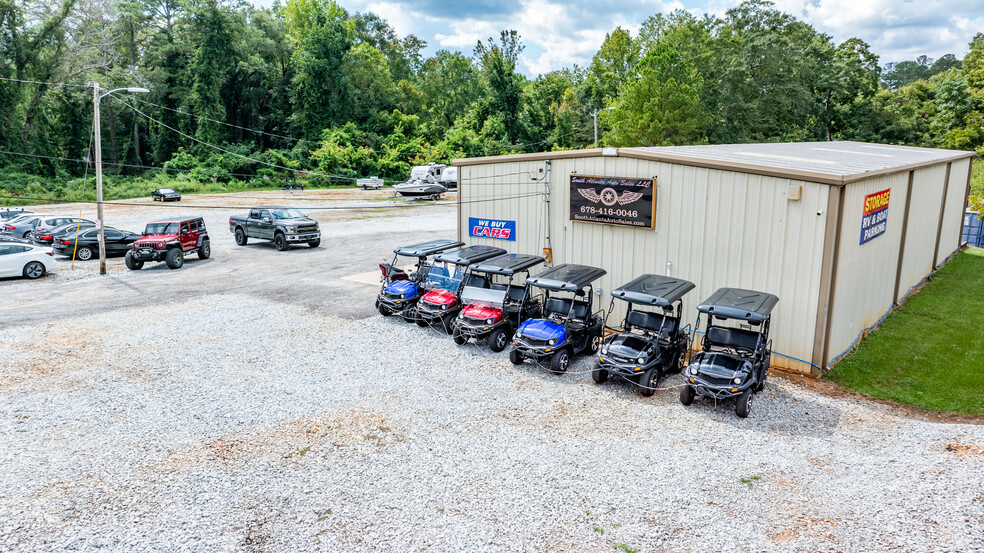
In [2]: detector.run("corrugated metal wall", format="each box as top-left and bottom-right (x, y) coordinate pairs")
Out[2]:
(460, 156), (828, 373)
(825, 171), (910, 364)
(897, 164), (949, 294)
(938, 158), (972, 263)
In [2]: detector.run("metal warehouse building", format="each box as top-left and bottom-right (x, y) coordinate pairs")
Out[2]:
(453, 142), (975, 374)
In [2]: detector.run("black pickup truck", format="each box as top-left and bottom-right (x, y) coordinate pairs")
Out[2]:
(228, 206), (321, 251)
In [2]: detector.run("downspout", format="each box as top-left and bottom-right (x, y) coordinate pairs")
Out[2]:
(543, 160), (552, 266)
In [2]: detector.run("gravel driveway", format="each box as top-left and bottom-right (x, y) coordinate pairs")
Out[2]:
(1, 192), (982, 552)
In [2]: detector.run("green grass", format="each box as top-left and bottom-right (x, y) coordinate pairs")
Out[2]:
(825, 248), (984, 415)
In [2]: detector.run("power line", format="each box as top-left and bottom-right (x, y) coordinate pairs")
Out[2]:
(0, 76), (88, 87)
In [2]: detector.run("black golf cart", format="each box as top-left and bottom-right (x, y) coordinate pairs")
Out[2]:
(593, 274), (695, 397)
(451, 253), (545, 352)
(509, 264), (607, 374)
(679, 287), (778, 418)
(413, 245), (507, 332)
(375, 239), (464, 321)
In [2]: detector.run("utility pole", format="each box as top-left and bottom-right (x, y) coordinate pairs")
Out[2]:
(88, 82), (149, 275)
(593, 106), (615, 148)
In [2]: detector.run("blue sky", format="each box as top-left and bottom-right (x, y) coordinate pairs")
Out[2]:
(251, 0), (984, 77)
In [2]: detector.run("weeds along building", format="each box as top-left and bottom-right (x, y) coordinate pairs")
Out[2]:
(453, 142), (975, 375)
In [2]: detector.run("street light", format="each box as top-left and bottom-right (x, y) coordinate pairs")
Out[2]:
(89, 82), (149, 275)
(593, 106), (615, 148)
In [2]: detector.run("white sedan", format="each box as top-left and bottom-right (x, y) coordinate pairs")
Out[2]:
(0, 242), (55, 279)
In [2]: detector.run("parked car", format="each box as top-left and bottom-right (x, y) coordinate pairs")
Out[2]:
(376, 239), (464, 321)
(357, 176), (384, 190)
(1, 214), (51, 239)
(151, 188), (181, 201)
(0, 241), (54, 279)
(125, 217), (210, 270)
(31, 217), (94, 243)
(509, 264), (607, 374)
(52, 227), (142, 260)
(228, 206), (321, 251)
(451, 253), (544, 351)
(32, 221), (96, 246)
(0, 208), (32, 221)
(594, 274), (695, 396)
(412, 245), (507, 333)
(679, 287), (778, 418)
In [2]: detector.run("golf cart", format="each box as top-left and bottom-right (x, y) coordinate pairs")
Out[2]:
(594, 274), (695, 397)
(679, 287), (778, 418)
(451, 253), (545, 352)
(509, 264), (607, 374)
(375, 239), (464, 321)
(413, 245), (508, 333)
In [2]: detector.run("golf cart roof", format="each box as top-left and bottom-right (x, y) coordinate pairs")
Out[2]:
(393, 239), (464, 257)
(527, 263), (607, 291)
(469, 253), (545, 275)
(697, 287), (779, 322)
(610, 274), (696, 307)
(434, 245), (507, 265)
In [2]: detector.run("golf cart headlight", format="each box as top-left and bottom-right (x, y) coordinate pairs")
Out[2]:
(442, 303), (449, 310)
(601, 346), (608, 354)
(515, 331), (522, 338)
(548, 339), (556, 346)
(637, 357), (645, 364)
(734, 376), (743, 384)
(486, 318), (493, 324)
(688, 366), (698, 376)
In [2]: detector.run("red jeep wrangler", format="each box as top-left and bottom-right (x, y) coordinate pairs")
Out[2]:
(126, 216), (211, 270)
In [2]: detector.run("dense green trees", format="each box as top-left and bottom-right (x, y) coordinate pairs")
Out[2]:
(0, 0), (982, 205)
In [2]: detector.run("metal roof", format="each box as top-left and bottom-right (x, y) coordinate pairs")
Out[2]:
(453, 141), (975, 185)
(610, 274), (696, 307)
(527, 263), (607, 291)
(393, 239), (464, 257)
(469, 253), (545, 275)
(434, 245), (508, 265)
(697, 288), (779, 322)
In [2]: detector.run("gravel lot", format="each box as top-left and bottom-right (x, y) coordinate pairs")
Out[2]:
(1, 191), (983, 552)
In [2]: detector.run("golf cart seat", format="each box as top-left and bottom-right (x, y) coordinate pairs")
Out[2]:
(504, 286), (526, 305)
(706, 326), (760, 352)
(464, 274), (490, 288)
(545, 297), (572, 317)
(379, 263), (408, 281)
(626, 311), (679, 337)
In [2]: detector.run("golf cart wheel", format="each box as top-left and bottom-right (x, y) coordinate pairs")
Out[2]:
(274, 233), (287, 251)
(640, 368), (662, 397)
(415, 317), (429, 327)
(235, 228), (248, 246)
(440, 314), (455, 334)
(591, 363), (608, 384)
(735, 388), (754, 418)
(679, 385), (696, 406)
(508, 349), (524, 365)
(549, 349), (571, 375)
(124, 251), (143, 270)
(452, 327), (467, 345)
(401, 308), (416, 323)
(589, 334), (601, 354)
(488, 328), (509, 352)
(377, 304), (392, 317)
(675, 351), (688, 373)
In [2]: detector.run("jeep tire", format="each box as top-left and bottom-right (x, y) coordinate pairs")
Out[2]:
(235, 228), (248, 246)
(274, 233), (287, 251)
(198, 239), (211, 259)
(308, 238), (320, 248)
(124, 251), (143, 270)
(165, 248), (184, 269)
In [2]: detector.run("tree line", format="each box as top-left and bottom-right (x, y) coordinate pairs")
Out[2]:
(1, 0), (982, 203)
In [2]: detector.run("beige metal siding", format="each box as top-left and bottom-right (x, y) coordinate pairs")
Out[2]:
(459, 156), (828, 373)
(897, 165), (948, 296)
(457, 161), (549, 255)
(824, 171), (910, 365)
(938, 158), (972, 262)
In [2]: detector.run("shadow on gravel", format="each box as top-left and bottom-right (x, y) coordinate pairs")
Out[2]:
(688, 383), (843, 437)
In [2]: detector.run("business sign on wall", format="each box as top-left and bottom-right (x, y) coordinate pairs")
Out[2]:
(469, 217), (516, 241)
(860, 188), (891, 245)
(569, 174), (655, 229)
